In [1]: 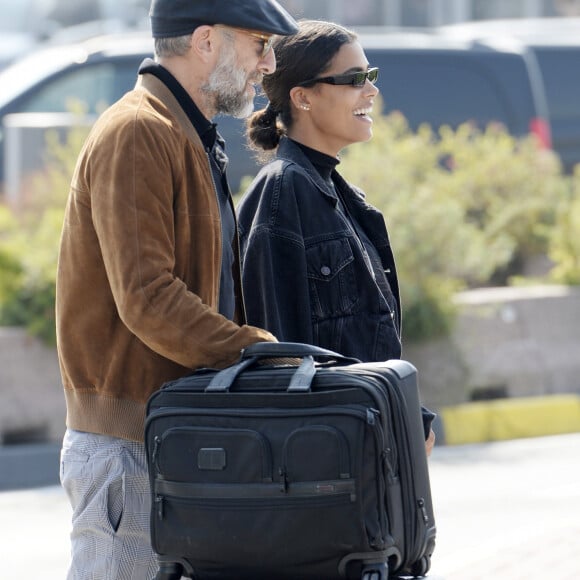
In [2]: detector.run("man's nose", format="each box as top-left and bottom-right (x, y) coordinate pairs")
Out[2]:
(259, 49), (276, 75)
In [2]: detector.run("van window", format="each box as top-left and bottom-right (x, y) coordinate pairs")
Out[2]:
(532, 46), (580, 170)
(365, 50), (529, 134)
(533, 48), (580, 120)
(379, 60), (508, 128)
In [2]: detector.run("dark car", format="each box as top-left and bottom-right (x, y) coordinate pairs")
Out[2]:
(0, 32), (263, 197)
(359, 31), (551, 149)
(439, 18), (580, 172)
(530, 38), (580, 172)
(0, 29), (555, 200)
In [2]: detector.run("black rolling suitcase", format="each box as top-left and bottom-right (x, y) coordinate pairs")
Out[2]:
(145, 342), (436, 580)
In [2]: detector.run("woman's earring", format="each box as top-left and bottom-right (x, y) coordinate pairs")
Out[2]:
(300, 104), (311, 111)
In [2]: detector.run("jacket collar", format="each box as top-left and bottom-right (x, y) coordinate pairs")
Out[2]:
(276, 137), (340, 206)
(135, 72), (204, 150)
(276, 138), (390, 246)
(138, 59), (221, 152)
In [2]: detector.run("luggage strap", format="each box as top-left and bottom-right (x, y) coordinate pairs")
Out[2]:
(205, 341), (359, 393)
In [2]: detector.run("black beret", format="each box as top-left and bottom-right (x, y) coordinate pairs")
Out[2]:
(150, 0), (299, 38)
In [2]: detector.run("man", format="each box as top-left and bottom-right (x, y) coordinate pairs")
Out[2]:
(56, 1), (298, 578)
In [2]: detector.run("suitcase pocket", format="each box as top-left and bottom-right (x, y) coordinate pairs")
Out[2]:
(150, 412), (372, 568)
(152, 479), (362, 568)
(282, 424), (351, 481)
(153, 426), (273, 483)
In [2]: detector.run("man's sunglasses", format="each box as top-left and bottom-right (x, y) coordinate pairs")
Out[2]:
(241, 30), (274, 59)
(215, 25), (274, 59)
(298, 67), (379, 88)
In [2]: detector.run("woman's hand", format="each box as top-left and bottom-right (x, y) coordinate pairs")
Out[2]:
(425, 429), (436, 457)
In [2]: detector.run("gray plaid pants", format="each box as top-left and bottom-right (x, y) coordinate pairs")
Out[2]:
(60, 429), (160, 579)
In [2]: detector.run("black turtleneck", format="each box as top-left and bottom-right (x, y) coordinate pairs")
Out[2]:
(290, 139), (339, 183)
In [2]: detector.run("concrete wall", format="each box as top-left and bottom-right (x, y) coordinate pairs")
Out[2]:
(0, 285), (579, 445)
(405, 285), (580, 411)
(0, 327), (65, 443)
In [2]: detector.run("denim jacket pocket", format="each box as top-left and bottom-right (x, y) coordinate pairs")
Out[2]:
(306, 238), (358, 319)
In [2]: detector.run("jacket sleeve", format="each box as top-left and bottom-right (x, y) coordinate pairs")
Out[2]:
(238, 172), (314, 345)
(84, 109), (275, 370)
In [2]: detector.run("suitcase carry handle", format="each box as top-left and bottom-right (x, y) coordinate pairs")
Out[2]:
(205, 342), (359, 393)
(241, 341), (359, 362)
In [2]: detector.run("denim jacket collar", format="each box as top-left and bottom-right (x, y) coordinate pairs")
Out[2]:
(276, 137), (340, 207)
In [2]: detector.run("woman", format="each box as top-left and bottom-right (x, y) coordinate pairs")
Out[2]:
(237, 20), (435, 449)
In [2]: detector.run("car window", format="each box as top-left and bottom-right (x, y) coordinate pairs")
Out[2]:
(533, 48), (580, 120)
(531, 46), (580, 170)
(0, 47), (95, 107)
(366, 51), (520, 132)
(15, 59), (139, 115)
(112, 57), (143, 98)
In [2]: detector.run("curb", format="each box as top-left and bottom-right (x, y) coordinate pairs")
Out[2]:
(0, 442), (61, 490)
(438, 394), (580, 445)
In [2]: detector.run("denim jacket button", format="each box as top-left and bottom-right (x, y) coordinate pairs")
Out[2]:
(321, 266), (331, 276)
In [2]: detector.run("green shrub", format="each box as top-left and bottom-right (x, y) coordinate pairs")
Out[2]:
(340, 111), (565, 341)
(0, 125), (88, 345)
(0, 204), (63, 345)
(0, 207), (24, 308)
(0, 109), (574, 347)
(548, 167), (580, 285)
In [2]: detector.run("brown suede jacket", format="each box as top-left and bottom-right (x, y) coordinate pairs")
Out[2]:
(56, 73), (276, 442)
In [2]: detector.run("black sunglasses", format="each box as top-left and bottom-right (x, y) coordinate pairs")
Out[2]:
(298, 67), (379, 88)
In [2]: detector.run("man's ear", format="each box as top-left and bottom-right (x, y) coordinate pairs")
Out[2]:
(191, 25), (217, 62)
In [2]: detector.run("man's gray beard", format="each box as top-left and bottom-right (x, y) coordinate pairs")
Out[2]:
(203, 43), (256, 119)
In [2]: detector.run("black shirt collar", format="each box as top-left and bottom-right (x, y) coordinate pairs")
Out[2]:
(138, 58), (221, 152)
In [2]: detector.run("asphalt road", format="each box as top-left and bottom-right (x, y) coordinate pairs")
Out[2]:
(1, 433), (579, 579)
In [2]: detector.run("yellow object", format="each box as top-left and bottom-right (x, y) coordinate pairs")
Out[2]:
(440, 395), (580, 445)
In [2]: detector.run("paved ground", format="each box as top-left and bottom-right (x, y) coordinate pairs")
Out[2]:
(1, 433), (579, 579)
(428, 433), (580, 579)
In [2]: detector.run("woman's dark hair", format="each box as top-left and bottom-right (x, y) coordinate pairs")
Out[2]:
(247, 19), (357, 153)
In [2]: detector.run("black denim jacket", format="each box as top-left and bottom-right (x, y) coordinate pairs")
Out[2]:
(238, 137), (402, 363)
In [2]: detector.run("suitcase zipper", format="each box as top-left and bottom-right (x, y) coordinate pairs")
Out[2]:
(155, 478), (357, 502)
(353, 369), (431, 567)
(365, 407), (390, 549)
(148, 404), (376, 425)
(390, 395), (432, 565)
(155, 494), (164, 519)
(153, 479), (357, 525)
(318, 369), (428, 567)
